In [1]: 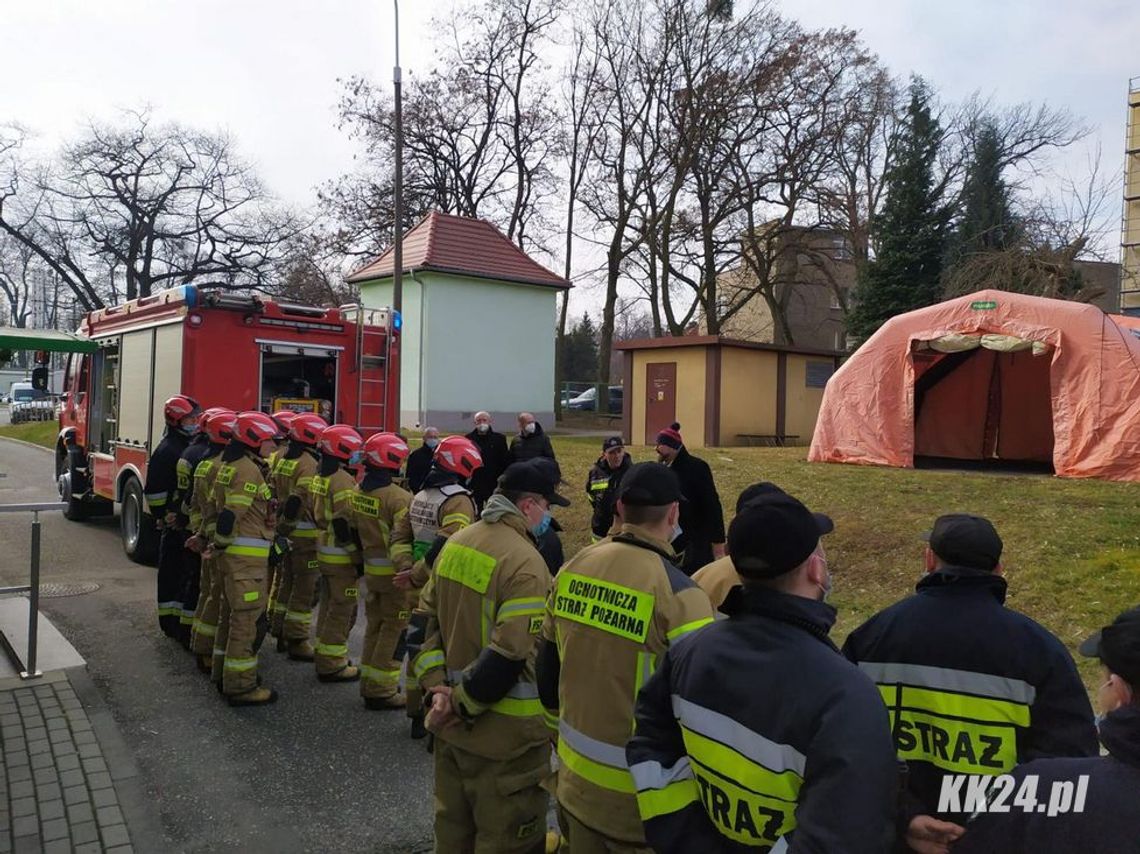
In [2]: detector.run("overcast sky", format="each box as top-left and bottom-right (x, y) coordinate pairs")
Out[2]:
(2, 0), (1137, 311)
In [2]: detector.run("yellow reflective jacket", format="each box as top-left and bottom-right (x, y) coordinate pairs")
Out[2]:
(272, 449), (320, 549)
(210, 452), (274, 555)
(352, 475), (412, 577)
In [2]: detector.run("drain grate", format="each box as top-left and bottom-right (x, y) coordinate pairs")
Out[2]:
(38, 582), (101, 598)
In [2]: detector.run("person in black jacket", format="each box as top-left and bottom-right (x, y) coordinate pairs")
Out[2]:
(842, 514), (1098, 854)
(627, 490), (898, 853)
(146, 394), (200, 640)
(654, 423), (725, 575)
(951, 606), (1140, 854)
(465, 411), (509, 512)
(585, 436), (631, 541)
(508, 412), (556, 464)
(405, 427), (439, 494)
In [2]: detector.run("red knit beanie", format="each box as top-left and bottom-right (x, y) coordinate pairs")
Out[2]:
(655, 422), (684, 450)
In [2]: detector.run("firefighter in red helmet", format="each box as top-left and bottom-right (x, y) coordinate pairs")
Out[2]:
(264, 409), (299, 634)
(271, 412), (329, 660)
(353, 432), (414, 710)
(203, 410), (282, 706)
(147, 393), (201, 640)
(391, 434), (483, 738)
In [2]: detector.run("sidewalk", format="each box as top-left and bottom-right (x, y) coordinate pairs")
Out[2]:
(1, 606), (164, 854)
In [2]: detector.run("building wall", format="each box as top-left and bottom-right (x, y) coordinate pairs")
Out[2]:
(360, 272), (557, 432)
(1073, 260), (1121, 313)
(1124, 82), (1140, 311)
(784, 354), (834, 442)
(718, 348), (778, 443)
(629, 347), (707, 446)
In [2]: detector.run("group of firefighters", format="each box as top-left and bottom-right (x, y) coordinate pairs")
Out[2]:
(139, 394), (1140, 854)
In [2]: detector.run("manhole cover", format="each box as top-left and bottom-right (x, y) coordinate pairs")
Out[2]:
(38, 582), (101, 598)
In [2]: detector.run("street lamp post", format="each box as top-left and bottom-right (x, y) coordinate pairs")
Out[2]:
(392, 0), (404, 317)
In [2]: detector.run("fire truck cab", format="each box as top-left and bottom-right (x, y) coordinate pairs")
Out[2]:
(55, 285), (399, 564)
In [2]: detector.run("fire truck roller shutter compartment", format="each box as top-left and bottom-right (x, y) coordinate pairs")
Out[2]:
(149, 324), (184, 449)
(257, 340), (340, 417)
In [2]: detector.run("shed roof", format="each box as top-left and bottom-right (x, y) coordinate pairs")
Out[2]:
(615, 334), (842, 358)
(346, 211), (570, 289)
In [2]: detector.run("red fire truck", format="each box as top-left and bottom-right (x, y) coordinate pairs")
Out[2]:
(54, 285), (400, 563)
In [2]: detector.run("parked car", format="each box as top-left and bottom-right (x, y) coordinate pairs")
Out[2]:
(9, 383), (55, 423)
(567, 385), (624, 412)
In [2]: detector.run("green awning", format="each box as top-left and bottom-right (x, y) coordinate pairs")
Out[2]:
(0, 327), (97, 354)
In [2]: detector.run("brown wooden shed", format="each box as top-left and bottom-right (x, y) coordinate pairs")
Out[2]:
(616, 336), (842, 448)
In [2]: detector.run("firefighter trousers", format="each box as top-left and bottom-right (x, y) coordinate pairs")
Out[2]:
(190, 554), (223, 657)
(361, 567), (409, 699)
(179, 549), (202, 643)
(314, 555), (359, 676)
(433, 740), (550, 854)
(556, 807), (651, 854)
(278, 549), (321, 643)
(399, 595), (427, 716)
(212, 550), (270, 696)
(157, 527), (189, 639)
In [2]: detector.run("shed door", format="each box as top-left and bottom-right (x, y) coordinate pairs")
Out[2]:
(645, 362), (677, 442)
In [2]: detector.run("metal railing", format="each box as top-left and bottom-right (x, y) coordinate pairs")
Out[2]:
(0, 502), (66, 679)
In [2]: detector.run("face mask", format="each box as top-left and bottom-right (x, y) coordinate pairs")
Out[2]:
(180, 420), (199, 435)
(523, 423), (536, 436)
(348, 450), (365, 467)
(425, 438), (440, 449)
(531, 510), (552, 538)
(670, 524), (683, 543)
(476, 423), (490, 434)
(819, 569), (833, 603)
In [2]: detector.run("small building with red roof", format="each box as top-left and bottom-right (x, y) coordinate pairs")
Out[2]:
(347, 211), (570, 431)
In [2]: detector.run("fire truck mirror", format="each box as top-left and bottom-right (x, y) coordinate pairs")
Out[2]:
(34, 349), (50, 365)
(31, 367), (49, 391)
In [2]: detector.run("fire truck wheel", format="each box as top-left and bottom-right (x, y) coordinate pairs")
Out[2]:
(121, 476), (159, 565)
(59, 470), (88, 521)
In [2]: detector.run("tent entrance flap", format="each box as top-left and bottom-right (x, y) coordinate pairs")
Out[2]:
(911, 335), (1054, 466)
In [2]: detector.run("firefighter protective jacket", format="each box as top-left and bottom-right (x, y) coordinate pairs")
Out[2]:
(537, 524), (715, 843)
(690, 555), (742, 611)
(272, 445), (320, 549)
(210, 450), (274, 556)
(352, 469), (412, 579)
(584, 452), (631, 540)
(188, 445), (226, 538)
(390, 469), (476, 587)
(307, 465), (360, 569)
(841, 566), (1098, 824)
(171, 435), (211, 528)
(626, 584), (898, 853)
(144, 429), (191, 518)
(413, 495), (550, 761)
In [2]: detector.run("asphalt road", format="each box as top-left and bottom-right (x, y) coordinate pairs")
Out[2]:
(0, 437), (435, 853)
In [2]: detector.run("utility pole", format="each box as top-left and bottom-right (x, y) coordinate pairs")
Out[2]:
(392, 0), (404, 316)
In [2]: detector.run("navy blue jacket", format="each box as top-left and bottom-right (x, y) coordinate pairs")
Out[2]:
(842, 568), (1097, 826)
(953, 704), (1140, 853)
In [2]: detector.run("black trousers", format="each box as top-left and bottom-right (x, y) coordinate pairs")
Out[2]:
(678, 539), (714, 577)
(156, 527), (190, 640)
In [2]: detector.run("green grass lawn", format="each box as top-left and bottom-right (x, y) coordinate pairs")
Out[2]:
(0, 418), (58, 449)
(547, 438), (1140, 694)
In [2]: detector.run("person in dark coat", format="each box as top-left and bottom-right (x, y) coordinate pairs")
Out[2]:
(585, 436), (631, 541)
(465, 411), (509, 512)
(842, 514), (1098, 853)
(405, 427), (440, 494)
(953, 606), (1140, 854)
(508, 412), (555, 464)
(654, 423), (725, 575)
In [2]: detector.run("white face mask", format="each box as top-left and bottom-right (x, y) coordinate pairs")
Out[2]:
(670, 524), (683, 543)
(476, 423), (490, 434)
(523, 423), (536, 436)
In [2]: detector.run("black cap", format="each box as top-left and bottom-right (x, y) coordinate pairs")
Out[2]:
(498, 459), (571, 507)
(602, 436), (624, 452)
(1079, 607), (1140, 687)
(923, 514), (1003, 571)
(735, 482), (785, 513)
(618, 462), (682, 506)
(728, 492), (834, 579)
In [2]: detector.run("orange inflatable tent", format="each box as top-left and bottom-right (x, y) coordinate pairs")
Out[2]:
(808, 290), (1140, 481)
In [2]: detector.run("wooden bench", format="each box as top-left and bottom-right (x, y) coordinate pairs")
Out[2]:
(736, 434), (799, 447)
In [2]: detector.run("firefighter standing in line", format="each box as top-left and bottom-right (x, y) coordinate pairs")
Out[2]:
(536, 462), (715, 853)
(202, 410), (282, 706)
(309, 424), (366, 682)
(264, 409), (298, 638)
(842, 514), (1098, 853)
(353, 432), (414, 710)
(186, 410), (237, 673)
(584, 436), (631, 543)
(271, 412), (328, 661)
(147, 394), (201, 639)
(167, 405), (229, 646)
(414, 458), (566, 854)
(625, 491), (899, 853)
(392, 435), (483, 739)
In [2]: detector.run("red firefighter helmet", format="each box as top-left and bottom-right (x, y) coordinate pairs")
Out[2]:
(164, 394), (200, 426)
(233, 411), (280, 449)
(433, 436), (483, 477)
(271, 409), (298, 434)
(197, 406), (231, 432)
(318, 424), (364, 461)
(363, 432), (410, 470)
(290, 413), (329, 446)
(204, 410), (238, 444)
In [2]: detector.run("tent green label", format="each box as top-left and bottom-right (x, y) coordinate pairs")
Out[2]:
(970, 300), (998, 310)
